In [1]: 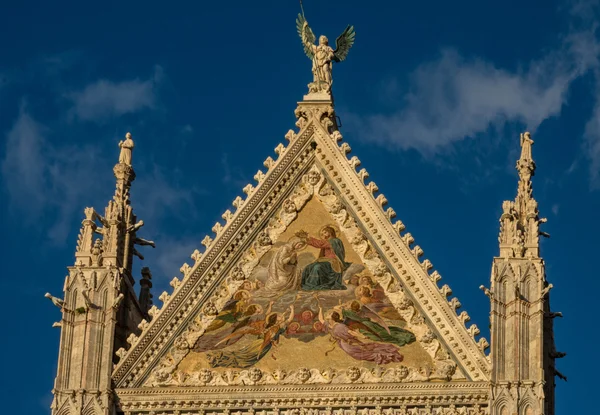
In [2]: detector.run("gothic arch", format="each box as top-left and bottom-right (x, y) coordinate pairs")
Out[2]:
(520, 263), (539, 302)
(55, 401), (72, 415)
(495, 263), (513, 282)
(492, 394), (511, 415)
(520, 261), (539, 280)
(82, 400), (99, 415)
(521, 404), (534, 415)
(496, 263), (516, 303)
(519, 395), (538, 415)
(498, 276), (510, 303)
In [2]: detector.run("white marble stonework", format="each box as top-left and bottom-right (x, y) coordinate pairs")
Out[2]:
(48, 19), (560, 415)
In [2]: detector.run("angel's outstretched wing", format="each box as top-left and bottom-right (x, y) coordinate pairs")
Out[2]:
(296, 13), (316, 60)
(333, 25), (356, 62)
(358, 304), (391, 335)
(214, 324), (260, 347)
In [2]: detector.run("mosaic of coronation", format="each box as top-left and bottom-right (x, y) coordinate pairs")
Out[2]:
(181, 200), (431, 373)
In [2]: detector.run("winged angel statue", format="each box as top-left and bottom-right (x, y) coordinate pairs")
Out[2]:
(296, 14), (355, 94)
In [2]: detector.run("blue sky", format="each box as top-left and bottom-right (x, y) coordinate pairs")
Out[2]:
(0, 0), (597, 412)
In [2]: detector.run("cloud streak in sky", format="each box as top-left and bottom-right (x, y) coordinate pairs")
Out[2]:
(351, 33), (597, 152)
(133, 165), (204, 223)
(348, 1), (600, 186)
(1, 104), (112, 244)
(1, 106), (49, 215)
(583, 76), (600, 188)
(150, 236), (200, 282)
(1, 109), (200, 245)
(0, 65), (190, 245)
(66, 65), (163, 122)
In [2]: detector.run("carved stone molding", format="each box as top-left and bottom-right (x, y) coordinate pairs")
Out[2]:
(113, 124), (318, 388)
(52, 389), (112, 415)
(116, 382), (489, 414)
(113, 99), (490, 390)
(307, 124), (489, 380)
(143, 163), (464, 388)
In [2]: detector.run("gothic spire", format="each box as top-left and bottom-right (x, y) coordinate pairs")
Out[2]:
(72, 132), (156, 279)
(498, 131), (547, 259)
(50, 133), (153, 414)
(110, 131), (136, 216)
(486, 131), (561, 415)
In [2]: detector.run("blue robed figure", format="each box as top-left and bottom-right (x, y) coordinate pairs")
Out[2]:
(297, 226), (350, 291)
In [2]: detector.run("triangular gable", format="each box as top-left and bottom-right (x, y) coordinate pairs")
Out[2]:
(112, 98), (490, 389)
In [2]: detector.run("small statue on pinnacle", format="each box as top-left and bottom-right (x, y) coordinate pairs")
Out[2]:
(296, 13), (355, 95)
(118, 132), (135, 166)
(519, 131), (534, 163)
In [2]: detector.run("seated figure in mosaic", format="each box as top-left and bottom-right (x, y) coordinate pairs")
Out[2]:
(264, 237), (307, 293)
(296, 226), (350, 291)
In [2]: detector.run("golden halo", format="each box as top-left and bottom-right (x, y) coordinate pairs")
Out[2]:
(354, 284), (372, 298)
(266, 311), (279, 323)
(319, 224), (340, 237)
(233, 289), (251, 300)
(323, 309), (335, 320)
(245, 303), (263, 315)
(357, 274), (374, 285)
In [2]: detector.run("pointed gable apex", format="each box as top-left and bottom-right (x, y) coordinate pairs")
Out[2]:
(112, 95), (490, 389)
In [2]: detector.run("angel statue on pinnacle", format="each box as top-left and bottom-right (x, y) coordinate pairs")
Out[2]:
(296, 13), (355, 96)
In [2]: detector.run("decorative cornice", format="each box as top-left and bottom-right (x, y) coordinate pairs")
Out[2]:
(118, 380), (490, 396)
(113, 123), (317, 387)
(307, 120), (490, 379)
(113, 99), (490, 390)
(116, 382), (489, 414)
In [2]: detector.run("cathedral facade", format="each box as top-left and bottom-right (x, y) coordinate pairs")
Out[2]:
(48, 16), (561, 415)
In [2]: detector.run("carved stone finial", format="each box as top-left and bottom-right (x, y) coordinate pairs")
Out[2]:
(118, 132), (135, 166)
(201, 236), (213, 248)
(519, 131), (534, 163)
(498, 132), (544, 259)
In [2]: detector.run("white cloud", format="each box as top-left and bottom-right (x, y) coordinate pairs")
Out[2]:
(220, 152), (250, 189)
(133, 164), (202, 223)
(1, 109), (202, 245)
(66, 65), (163, 122)
(115, 168), (205, 284)
(584, 69), (600, 188)
(1, 105), (111, 244)
(1, 106), (48, 214)
(349, 29), (598, 155)
(149, 237), (200, 281)
(346, 1), (600, 187)
(1, 63), (202, 264)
